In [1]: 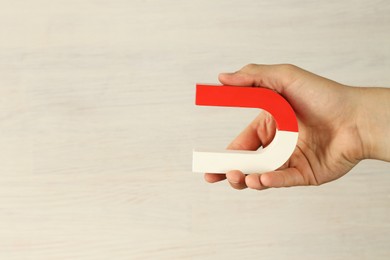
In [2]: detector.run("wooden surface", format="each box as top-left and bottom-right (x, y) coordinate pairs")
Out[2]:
(0, 0), (389, 259)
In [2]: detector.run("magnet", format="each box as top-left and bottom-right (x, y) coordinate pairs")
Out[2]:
(192, 84), (299, 174)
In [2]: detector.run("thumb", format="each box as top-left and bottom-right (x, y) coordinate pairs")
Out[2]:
(218, 64), (302, 96)
(218, 71), (255, 87)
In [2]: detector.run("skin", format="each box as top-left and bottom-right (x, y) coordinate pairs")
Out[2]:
(204, 64), (390, 190)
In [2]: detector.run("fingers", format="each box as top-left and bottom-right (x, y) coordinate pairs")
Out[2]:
(222, 113), (275, 190)
(219, 167), (307, 191)
(204, 173), (226, 183)
(204, 171), (247, 190)
(246, 168), (306, 190)
(205, 111), (276, 187)
(226, 170), (247, 190)
(228, 112), (276, 150)
(206, 167), (308, 190)
(243, 174), (269, 190)
(227, 117), (261, 151)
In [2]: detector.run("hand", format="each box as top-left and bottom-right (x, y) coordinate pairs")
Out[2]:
(204, 64), (390, 190)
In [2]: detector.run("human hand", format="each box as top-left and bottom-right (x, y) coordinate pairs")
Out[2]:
(204, 64), (390, 190)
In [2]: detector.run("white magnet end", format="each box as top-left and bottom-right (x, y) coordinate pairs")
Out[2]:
(193, 131), (298, 174)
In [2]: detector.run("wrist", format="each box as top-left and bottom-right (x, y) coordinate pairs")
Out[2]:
(355, 87), (390, 162)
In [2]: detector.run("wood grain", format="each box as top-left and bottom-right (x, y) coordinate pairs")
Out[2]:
(0, 0), (389, 259)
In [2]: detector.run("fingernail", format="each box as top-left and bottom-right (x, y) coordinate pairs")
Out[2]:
(229, 179), (240, 184)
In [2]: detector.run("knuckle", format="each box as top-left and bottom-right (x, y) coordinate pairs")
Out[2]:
(276, 63), (300, 85)
(241, 63), (258, 72)
(277, 63), (298, 74)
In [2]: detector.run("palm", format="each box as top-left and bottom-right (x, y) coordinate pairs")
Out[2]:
(288, 124), (358, 186)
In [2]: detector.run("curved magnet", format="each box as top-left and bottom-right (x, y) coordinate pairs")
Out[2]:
(192, 84), (299, 174)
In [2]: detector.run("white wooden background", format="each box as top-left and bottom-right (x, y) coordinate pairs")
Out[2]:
(0, 0), (389, 259)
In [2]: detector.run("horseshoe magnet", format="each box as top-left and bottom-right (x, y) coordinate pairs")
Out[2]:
(192, 84), (299, 174)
